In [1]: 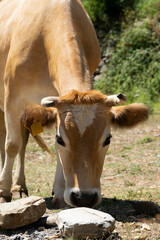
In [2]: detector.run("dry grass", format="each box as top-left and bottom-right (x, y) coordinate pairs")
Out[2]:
(22, 113), (160, 239)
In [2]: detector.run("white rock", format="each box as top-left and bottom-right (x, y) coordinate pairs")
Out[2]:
(56, 207), (115, 239)
(0, 196), (46, 229)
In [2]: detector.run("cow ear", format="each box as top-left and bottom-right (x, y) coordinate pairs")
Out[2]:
(20, 104), (57, 129)
(110, 103), (149, 128)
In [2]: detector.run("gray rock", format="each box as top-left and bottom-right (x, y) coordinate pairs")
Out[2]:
(100, 64), (107, 74)
(56, 207), (115, 239)
(98, 59), (105, 68)
(0, 196), (46, 230)
(94, 74), (103, 81)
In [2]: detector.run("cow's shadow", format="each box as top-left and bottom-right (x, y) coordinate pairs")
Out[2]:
(45, 197), (160, 223)
(97, 198), (160, 223)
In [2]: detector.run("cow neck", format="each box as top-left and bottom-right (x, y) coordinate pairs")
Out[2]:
(45, 2), (93, 96)
(55, 35), (93, 96)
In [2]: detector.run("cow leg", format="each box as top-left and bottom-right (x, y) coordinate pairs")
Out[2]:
(0, 109), (6, 173)
(52, 152), (67, 208)
(0, 109), (24, 203)
(12, 127), (29, 199)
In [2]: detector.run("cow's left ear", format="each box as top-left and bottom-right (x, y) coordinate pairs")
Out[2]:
(110, 103), (149, 128)
(21, 104), (57, 129)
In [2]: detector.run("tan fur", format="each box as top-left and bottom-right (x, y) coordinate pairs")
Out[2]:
(21, 105), (57, 129)
(59, 90), (107, 105)
(110, 103), (149, 128)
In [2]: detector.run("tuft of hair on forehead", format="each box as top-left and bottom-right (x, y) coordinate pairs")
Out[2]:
(59, 90), (107, 105)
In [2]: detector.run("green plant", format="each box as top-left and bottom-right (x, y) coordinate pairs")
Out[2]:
(83, 0), (107, 23)
(137, 136), (156, 144)
(95, 20), (160, 109)
(83, 0), (135, 24)
(135, 0), (160, 18)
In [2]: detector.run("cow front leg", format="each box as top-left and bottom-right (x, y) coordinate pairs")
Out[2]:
(0, 111), (24, 203)
(0, 109), (6, 173)
(0, 140), (20, 203)
(12, 127), (29, 199)
(52, 153), (67, 208)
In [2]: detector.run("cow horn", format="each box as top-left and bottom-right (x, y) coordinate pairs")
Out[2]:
(41, 96), (59, 107)
(106, 93), (127, 107)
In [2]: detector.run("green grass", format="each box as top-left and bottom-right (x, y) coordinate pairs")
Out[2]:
(137, 136), (156, 144)
(26, 145), (41, 152)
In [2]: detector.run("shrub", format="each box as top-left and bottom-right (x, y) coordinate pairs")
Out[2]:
(135, 0), (160, 18)
(82, 0), (135, 24)
(82, 0), (107, 24)
(95, 21), (160, 109)
(83, 0), (160, 110)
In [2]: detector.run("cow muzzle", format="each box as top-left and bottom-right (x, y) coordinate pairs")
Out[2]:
(64, 188), (101, 207)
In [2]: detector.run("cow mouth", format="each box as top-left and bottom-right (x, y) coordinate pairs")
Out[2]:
(69, 190), (99, 207)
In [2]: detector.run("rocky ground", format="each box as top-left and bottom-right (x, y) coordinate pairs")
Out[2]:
(0, 225), (60, 240)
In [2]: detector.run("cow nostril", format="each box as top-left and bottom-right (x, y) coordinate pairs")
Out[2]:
(71, 192), (81, 206)
(71, 191), (98, 207)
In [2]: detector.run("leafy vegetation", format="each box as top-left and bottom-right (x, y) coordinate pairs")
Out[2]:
(83, 0), (160, 110)
(83, 0), (135, 25)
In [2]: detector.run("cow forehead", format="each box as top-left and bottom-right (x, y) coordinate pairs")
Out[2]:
(58, 103), (109, 137)
(71, 104), (98, 135)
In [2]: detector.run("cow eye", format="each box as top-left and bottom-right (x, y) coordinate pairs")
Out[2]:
(103, 134), (112, 147)
(56, 135), (66, 147)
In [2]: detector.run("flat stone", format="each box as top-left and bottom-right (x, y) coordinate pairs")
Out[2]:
(56, 207), (115, 239)
(0, 196), (46, 229)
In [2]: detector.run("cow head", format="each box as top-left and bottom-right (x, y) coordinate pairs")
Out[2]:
(22, 90), (149, 207)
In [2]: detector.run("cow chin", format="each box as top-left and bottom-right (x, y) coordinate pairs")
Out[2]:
(64, 187), (102, 208)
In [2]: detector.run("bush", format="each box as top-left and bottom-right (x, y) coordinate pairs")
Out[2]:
(82, 0), (135, 24)
(95, 21), (160, 109)
(82, 0), (160, 110)
(82, 0), (107, 23)
(135, 0), (160, 18)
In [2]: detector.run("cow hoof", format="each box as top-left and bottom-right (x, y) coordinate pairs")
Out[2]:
(0, 190), (12, 203)
(12, 189), (28, 199)
(0, 196), (12, 203)
(52, 197), (68, 209)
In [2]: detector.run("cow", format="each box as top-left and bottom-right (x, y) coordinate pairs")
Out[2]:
(0, 0), (148, 208)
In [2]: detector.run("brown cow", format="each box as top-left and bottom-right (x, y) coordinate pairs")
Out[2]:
(0, 0), (148, 207)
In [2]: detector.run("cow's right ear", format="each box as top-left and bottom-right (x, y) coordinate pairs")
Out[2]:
(21, 104), (57, 130)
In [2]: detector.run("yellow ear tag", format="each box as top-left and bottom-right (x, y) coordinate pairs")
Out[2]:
(30, 121), (43, 136)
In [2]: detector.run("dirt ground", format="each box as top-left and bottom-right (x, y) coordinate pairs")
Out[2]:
(22, 113), (160, 239)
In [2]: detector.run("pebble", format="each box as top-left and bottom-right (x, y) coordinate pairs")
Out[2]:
(0, 226), (61, 240)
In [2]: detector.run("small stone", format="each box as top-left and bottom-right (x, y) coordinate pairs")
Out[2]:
(134, 235), (147, 240)
(0, 196), (46, 229)
(94, 74), (103, 81)
(34, 213), (57, 228)
(11, 236), (21, 240)
(98, 59), (105, 68)
(38, 226), (45, 231)
(141, 223), (151, 231)
(156, 213), (160, 222)
(56, 207), (115, 239)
